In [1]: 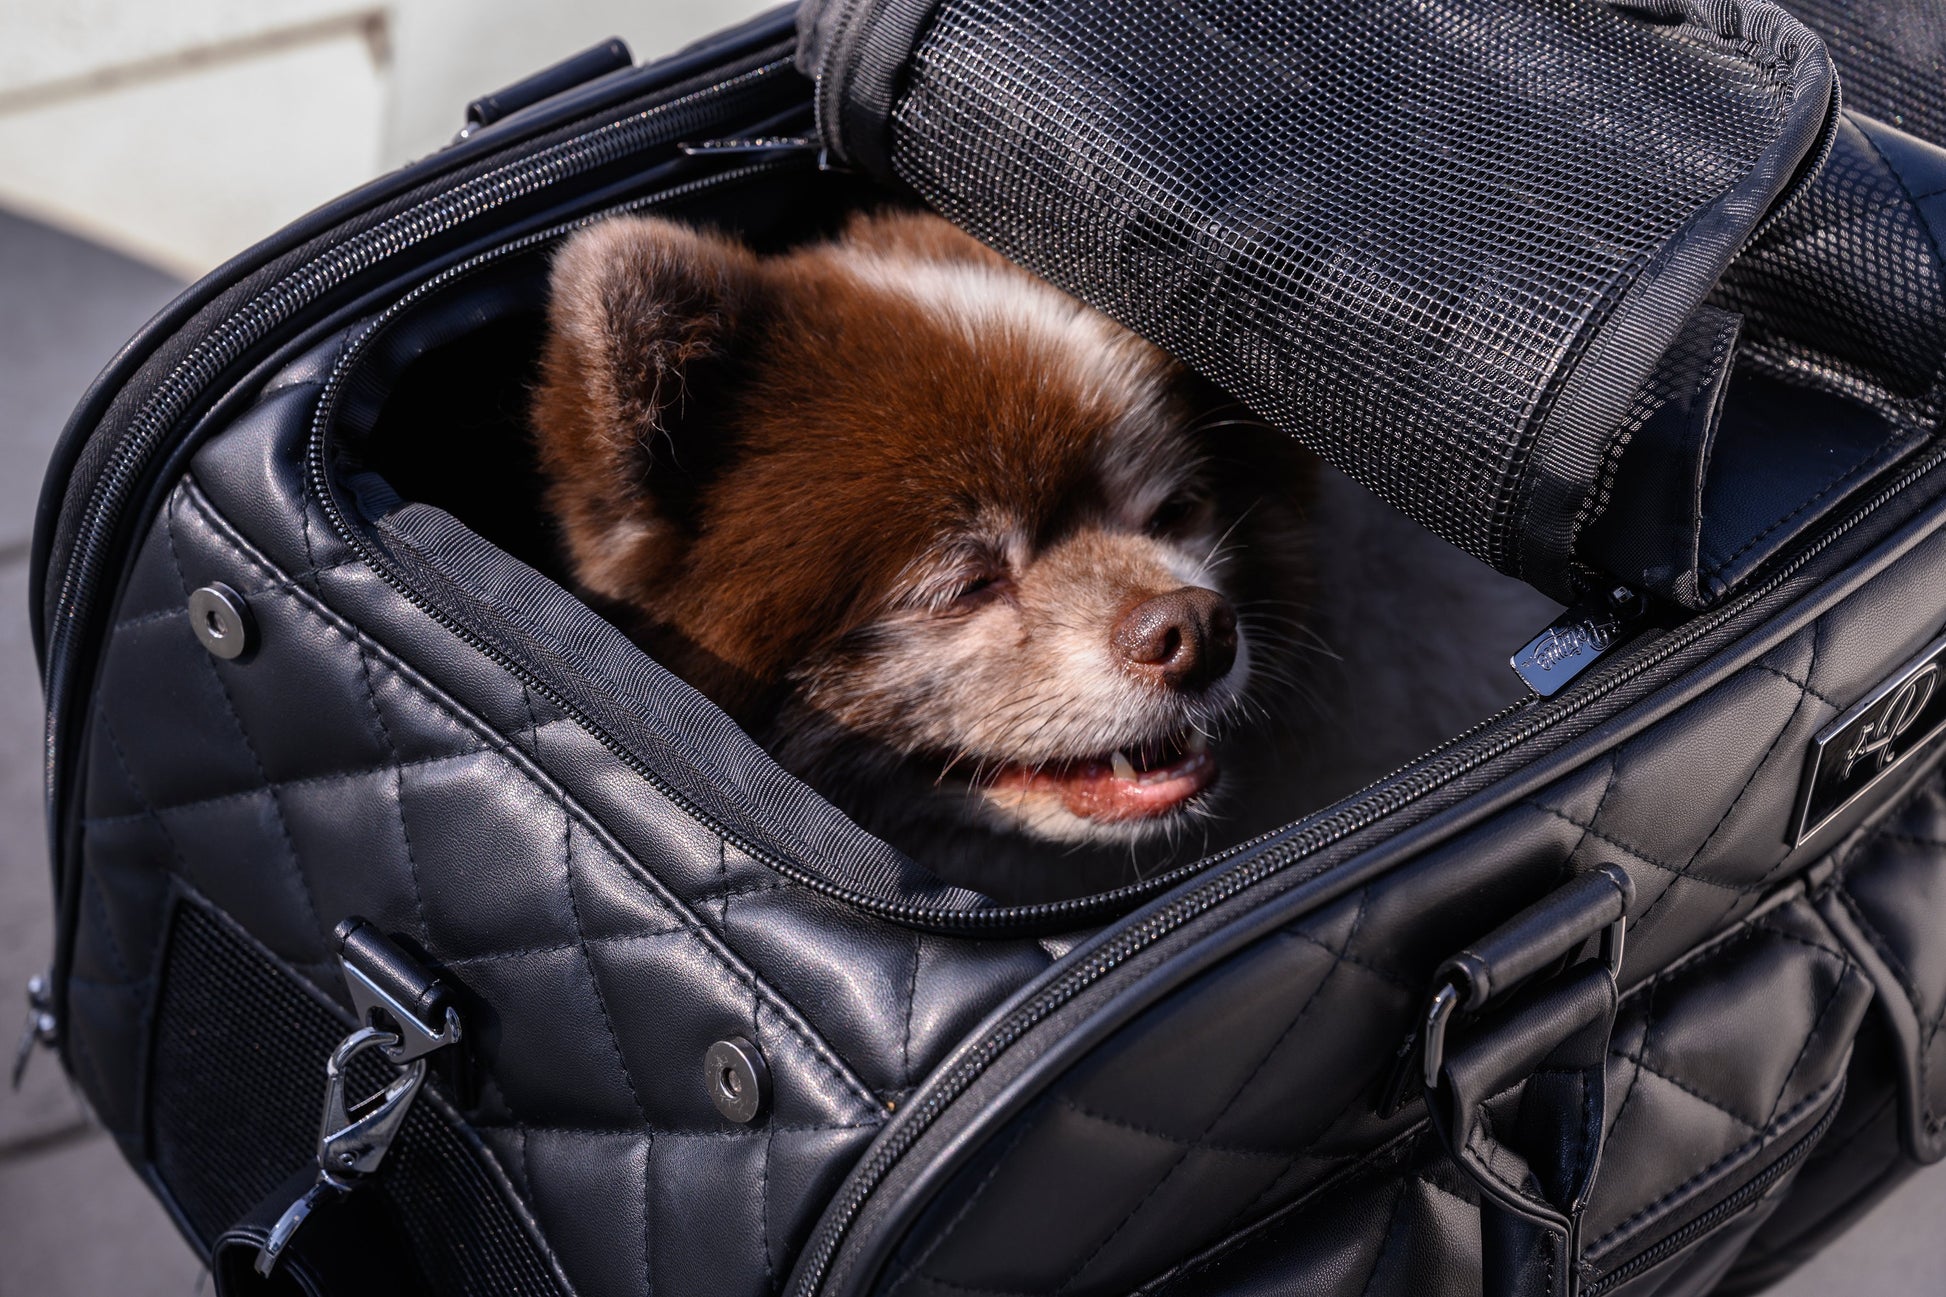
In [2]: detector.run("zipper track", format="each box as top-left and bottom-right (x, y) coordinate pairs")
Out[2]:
(1583, 1084), (1844, 1296)
(784, 438), (1946, 1293)
(41, 55), (798, 838)
(46, 42), (1945, 1284)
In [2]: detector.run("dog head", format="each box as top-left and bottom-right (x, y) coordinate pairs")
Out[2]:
(533, 210), (1312, 852)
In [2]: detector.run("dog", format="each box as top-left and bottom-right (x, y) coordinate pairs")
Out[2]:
(531, 209), (1317, 899)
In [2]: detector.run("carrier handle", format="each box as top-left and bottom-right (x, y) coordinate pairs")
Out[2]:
(1423, 865), (1633, 1297)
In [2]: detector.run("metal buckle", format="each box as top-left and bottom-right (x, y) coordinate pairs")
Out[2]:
(342, 959), (460, 1065)
(1422, 911), (1625, 1091)
(255, 951), (460, 1277)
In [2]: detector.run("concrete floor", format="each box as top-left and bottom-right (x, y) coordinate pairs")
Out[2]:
(1, 205), (1942, 1294)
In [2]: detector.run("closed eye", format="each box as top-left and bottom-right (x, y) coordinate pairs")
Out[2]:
(941, 571), (1012, 612)
(1147, 490), (1212, 537)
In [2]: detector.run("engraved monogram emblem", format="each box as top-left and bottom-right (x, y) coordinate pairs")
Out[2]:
(1530, 613), (1623, 672)
(1839, 663), (1938, 779)
(1797, 633), (1946, 845)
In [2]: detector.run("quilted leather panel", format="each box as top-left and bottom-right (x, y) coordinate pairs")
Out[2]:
(57, 292), (1946, 1297)
(1825, 769), (1946, 1161)
(861, 510), (1946, 1292)
(888, 894), (1864, 1297)
(62, 344), (1052, 1295)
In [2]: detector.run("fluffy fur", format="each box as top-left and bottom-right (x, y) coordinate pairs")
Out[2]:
(532, 210), (1316, 898)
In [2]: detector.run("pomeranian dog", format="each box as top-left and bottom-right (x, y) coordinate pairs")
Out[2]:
(531, 210), (1315, 898)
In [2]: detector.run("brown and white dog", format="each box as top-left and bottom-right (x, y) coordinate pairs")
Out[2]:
(531, 210), (1316, 897)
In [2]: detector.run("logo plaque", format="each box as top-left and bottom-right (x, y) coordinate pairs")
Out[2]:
(1794, 632), (1946, 845)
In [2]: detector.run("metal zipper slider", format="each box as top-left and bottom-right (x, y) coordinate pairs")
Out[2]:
(11, 971), (57, 1090)
(1511, 585), (1648, 698)
(679, 135), (819, 155)
(677, 136), (847, 170)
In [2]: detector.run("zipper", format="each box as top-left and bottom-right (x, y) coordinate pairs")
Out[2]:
(40, 56), (801, 854)
(40, 42), (1945, 1282)
(785, 437), (1946, 1293)
(297, 149), (1946, 941)
(1582, 1084), (1843, 1296)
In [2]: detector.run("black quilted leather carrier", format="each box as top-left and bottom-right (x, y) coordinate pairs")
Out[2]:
(26, 3), (1946, 1295)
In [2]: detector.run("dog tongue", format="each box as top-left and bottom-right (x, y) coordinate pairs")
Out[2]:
(993, 746), (1219, 821)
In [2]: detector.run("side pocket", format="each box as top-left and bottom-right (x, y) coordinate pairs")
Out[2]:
(1818, 774), (1946, 1164)
(1578, 894), (1873, 1295)
(146, 890), (567, 1297)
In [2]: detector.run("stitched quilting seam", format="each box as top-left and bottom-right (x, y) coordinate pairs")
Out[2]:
(109, 557), (367, 632)
(1608, 1048), (1766, 1133)
(1761, 962), (1855, 1126)
(1526, 801), (1773, 891)
(77, 741), (569, 827)
(175, 477), (883, 1114)
(1354, 1177), (1413, 1297)
(1583, 1076), (1843, 1255)
(554, 759), (652, 1126)
(1633, 658), (1813, 930)
(1055, 1099), (1296, 1162)
(161, 495), (327, 945)
(355, 640), (434, 952)
(1049, 891), (1375, 1294)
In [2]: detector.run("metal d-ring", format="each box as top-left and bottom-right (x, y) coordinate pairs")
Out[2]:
(1421, 909), (1627, 1092)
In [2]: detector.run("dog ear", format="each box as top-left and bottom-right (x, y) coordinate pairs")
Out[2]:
(532, 216), (760, 605)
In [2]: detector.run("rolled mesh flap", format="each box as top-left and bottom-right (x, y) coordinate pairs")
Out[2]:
(798, 0), (1834, 603)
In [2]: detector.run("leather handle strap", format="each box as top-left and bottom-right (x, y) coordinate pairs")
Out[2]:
(1428, 965), (1618, 1297)
(1437, 865), (1632, 1012)
(1423, 865), (1632, 1297)
(212, 1167), (417, 1297)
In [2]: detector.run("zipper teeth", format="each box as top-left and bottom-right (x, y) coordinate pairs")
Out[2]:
(43, 56), (794, 784)
(1584, 1085), (1843, 1297)
(50, 33), (1939, 1277)
(791, 443), (1946, 1292)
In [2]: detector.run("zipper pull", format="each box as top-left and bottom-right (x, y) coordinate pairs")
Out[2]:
(677, 136), (844, 170)
(12, 971), (57, 1090)
(1512, 585), (1647, 698)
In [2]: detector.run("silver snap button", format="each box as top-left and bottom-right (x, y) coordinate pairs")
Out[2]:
(189, 583), (255, 661)
(704, 1037), (770, 1124)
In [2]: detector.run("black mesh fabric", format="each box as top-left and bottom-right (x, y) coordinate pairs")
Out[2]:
(1714, 109), (1946, 431)
(1788, 0), (1946, 144)
(149, 901), (565, 1297)
(801, 0), (1832, 601)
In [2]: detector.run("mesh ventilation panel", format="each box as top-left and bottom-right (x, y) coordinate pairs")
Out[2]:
(802, 0), (1833, 600)
(148, 901), (565, 1296)
(1788, 0), (1946, 144)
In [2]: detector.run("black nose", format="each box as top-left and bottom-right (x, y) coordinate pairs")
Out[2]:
(1113, 586), (1238, 690)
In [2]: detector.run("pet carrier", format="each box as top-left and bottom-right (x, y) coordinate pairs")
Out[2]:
(25, 1), (1946, 1294)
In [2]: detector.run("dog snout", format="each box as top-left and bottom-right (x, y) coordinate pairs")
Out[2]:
(1112, 586), (1238, 690)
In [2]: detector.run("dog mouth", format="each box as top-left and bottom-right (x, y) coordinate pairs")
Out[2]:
(980, 728), (1218, 822)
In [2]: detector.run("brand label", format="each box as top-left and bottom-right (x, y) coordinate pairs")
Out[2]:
(1512, 609), (1628, 698)
(1794, 632), (1946, 844)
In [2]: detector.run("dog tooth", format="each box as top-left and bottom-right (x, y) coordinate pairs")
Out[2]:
(1111, 750), (1137, 781)
(1186, 731), (1210, 755)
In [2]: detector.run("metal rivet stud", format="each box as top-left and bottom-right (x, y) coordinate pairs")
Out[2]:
(704, 1037), (770, 1124)
(189, 583), (255, 661)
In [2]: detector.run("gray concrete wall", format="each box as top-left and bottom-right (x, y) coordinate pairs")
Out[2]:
(0, 0), (770, 275)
